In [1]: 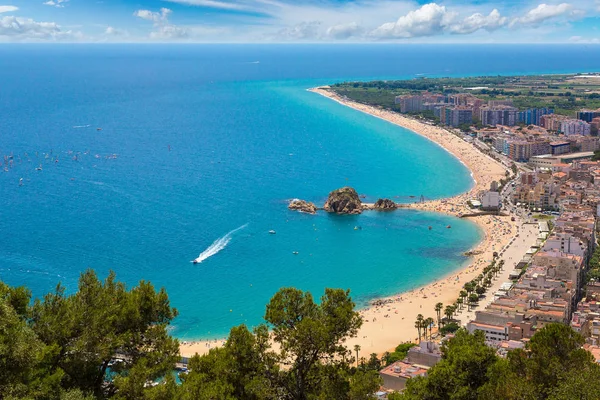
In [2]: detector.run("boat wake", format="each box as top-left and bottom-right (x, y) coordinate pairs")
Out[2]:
(72, 124), (91, 129)
(193, 223), (248, 264)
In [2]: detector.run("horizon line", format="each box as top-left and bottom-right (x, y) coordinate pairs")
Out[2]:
(1, 42), (600, 45)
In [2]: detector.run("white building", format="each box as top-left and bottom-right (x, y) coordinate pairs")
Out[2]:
(561, 119), (591, 136)
(529, 154), (560, 169)
(543, 233), (587, 259)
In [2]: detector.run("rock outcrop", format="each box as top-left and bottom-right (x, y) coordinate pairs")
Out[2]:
(373, 198), (397, 210)
(288, 199), (318, 214)
(324, 187), (362, 214)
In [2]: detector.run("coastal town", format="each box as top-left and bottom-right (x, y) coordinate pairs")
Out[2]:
(308, 76), (600, 396)
(6, 70), (600, 398)
(6, 0), (600, 393)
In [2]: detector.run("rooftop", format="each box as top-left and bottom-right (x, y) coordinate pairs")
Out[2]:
(380, 361), (428, 379)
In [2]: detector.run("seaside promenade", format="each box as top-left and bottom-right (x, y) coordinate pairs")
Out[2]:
(453, 222), (539, 324)
(180, 86), (526, 358)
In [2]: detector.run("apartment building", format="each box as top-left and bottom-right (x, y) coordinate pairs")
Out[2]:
(561, 119), (591, 136)
(508, 140), (551, 162)
(518, 108), (554, 126)
(445, 107), (473, 127)
(577, 110), (600, 123)
(540, 114), (570, 131)
(479, 106), (519, 126)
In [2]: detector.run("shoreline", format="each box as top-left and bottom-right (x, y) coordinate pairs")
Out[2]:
(179, 86), (517, 358)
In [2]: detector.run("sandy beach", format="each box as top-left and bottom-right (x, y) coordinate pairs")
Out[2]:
(180, 86), (520, 358)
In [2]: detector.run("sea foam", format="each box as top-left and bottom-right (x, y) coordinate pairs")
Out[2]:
(193, 223), (248, 264)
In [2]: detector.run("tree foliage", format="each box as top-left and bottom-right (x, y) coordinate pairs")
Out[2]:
(395, 324), (600, 400)
(7, 272), (600, 400)
(1, 270), (179, 399)
(400, 329), (497, 400)
(181, 287), (381, 400)
(439, 322), (459, 336)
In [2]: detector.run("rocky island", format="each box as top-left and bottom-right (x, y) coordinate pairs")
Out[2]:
(289, 188), (400, 215)
(324, 187), (363, 214)
(288, 199), (318, 214)
(373, 198), (397, 210)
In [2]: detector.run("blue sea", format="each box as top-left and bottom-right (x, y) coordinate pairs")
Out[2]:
(1, 44), (600, 339)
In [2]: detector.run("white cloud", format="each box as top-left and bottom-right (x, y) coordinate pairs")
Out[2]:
(370, 3), (508, 39)
(134, 8), (172, 23)
(511, 3), (575, 27)
(263, 1), (595, 42)
(134, 8), (189, 41)
(326, 22), (362, 39)
(1, 0), (592, 43)
(277, 21), (321, 40)
(448, 9), (507, 34)
(371, 3), (455, 38)
(0, 15), (78, 41)
(43, 0), (68, 8)
(0, 5), (18, 13)
(105, 26), (128, 36)
(149, 24), (188, 39)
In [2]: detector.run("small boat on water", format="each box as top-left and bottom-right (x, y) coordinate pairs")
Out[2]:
(292, 251), (299, 255)
(268, 230), (276, 234)
(191, 259), (199, 264)
(36, 164), (42, 171)
(428, 226), (432, 230)
(446, 225), (452, 229)
(354, 226), (362, 230)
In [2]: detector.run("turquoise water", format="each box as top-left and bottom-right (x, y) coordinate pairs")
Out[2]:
(1, 44), (599, 339)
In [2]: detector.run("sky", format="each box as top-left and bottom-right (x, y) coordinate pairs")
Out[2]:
(0, 0), (599, 43)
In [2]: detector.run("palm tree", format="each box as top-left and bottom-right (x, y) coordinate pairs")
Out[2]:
(456, 297), (464, 310)
(476, 285), (485, 296)
(354, 344), (361, 367)
(494, 264), (501, 277)
(444, 305), (454, 323)
(468, 293), (479, 310)
(415, 321), (422, 342)
(464, 282), (475, 295)
(435, 302), (443, 327)
(425, 317), (434, 339)
(416, 314), (424, 342)
(477, 273), (484, 285)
